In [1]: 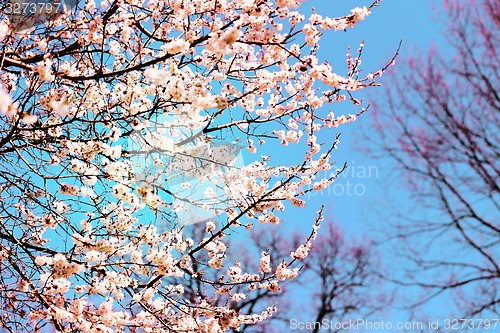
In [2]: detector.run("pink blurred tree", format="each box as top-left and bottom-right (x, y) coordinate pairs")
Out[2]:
(168, 219), (386, 333)
(303, 222), (385, 333)
(367, 0), (499, 318)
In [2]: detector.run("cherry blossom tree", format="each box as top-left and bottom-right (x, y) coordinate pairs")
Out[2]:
(0, 0), (396, 331)
(366, 0), (499, 318)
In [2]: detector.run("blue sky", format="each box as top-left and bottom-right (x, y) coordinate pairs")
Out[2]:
(259, 0), (461, 330)
(253, 0), (448, 235)
(307, 0), (446, 237)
